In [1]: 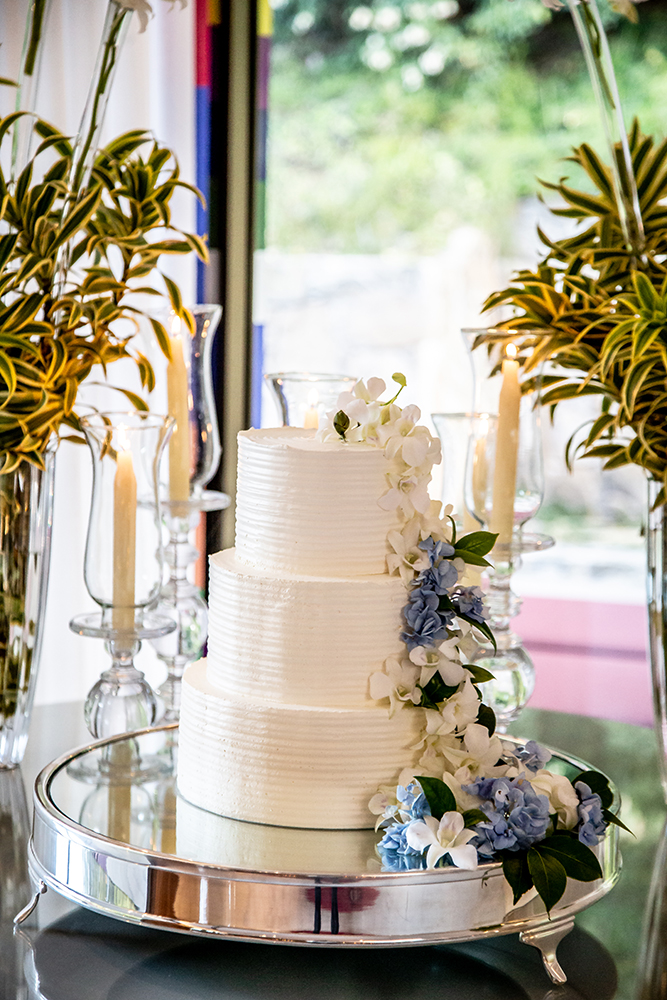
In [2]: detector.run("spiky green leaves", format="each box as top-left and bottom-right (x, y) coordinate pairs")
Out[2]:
(479, 122), (667, 495)
(0, 110), (207, 470)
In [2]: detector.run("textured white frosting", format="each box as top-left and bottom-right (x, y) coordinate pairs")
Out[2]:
(176, 793), (378, 874)
(235, 428), (398, 576)
(177, 661), (423, 830)
(207, 549), (405, 707)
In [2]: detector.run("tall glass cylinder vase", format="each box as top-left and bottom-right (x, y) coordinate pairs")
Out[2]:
(152, 306), (229, 722)
(647, 478), (667, 801)
(0, 441), (56, 766)
(462, 329), (549, 730)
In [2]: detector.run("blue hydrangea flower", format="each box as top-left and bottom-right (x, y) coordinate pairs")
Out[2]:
(451, 586), (487, 624)
(463, 776), (551, 857)
(397, 782), (431, 821)
(419, 537), (456, 562)
(575, 781), (608, 847)
(514, 740), (552, 773)
(417, 560), (459, 595)
(377, 821), (426, 871)
(401, 591), (449, 649)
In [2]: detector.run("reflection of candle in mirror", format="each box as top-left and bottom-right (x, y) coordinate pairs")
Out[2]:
(167, 316), (190, 502)
(304, 387), (319, 429)
(113, 433), (136, 631)
(491, 344), (521, 549)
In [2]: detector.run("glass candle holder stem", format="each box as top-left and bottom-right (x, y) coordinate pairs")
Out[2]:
(152, 492), (230, 721)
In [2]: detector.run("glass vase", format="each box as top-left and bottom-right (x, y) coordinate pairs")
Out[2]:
(647, 478), (667, 802)
(152, 305), (229, 722)
(264, 372), (356, 428)
(162, 304), (223, 507)
(0, 441), (56, 767)
(461, 329), (550, 730)
(71, 412), (174, 740)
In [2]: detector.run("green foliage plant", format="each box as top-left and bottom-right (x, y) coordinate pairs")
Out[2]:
(0, 104), (206, 473)
(476, 121), (667, 504)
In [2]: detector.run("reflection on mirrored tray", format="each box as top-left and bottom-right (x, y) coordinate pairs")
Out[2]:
(20, 907), (615, 1000)
(52, 730), (381, 875)
(50, 729), (589, 879)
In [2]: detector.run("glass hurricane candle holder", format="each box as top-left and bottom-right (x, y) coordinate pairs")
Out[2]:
(460, 329), (554, 731)
(264, 372), (356, 428)
(162, 304), (222, 507)
(150, 305), (230, 722)
(70, 412), (176, 740)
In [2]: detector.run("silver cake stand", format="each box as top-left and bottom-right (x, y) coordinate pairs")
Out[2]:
(18, 725), (620, 985)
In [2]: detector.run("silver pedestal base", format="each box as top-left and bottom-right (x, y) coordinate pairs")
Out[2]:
(25, 725), (621, 985)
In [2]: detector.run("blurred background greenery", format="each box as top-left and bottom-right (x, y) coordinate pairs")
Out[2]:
(267, 0), (667, 255)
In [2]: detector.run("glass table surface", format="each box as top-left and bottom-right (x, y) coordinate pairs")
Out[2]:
(1, 703), (666, 999)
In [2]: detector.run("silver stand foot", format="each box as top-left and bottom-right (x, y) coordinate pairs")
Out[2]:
(520, 917), (575, 984)
(13, 880), (47, 927)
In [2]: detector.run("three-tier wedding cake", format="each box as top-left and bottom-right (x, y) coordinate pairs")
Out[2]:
(177, 423), (425, 829)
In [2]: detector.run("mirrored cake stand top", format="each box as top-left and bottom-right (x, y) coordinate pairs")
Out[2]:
(23, 725), (621, 984)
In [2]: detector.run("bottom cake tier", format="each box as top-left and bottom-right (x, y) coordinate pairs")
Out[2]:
(177, 660), (423, 829)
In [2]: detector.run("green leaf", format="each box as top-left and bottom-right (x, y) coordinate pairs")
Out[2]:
(572, 770), (614, 809)
(163, 273), (183, 316)
(462, 808), (488, 828)
(476, 703), (496, 736)
(333, 409), (350, 440)
(464, 663), (495, 684)
(602, 808), (633, 835)
(459, 614), (496, 651)
(454, 530), (498, 558)
(527, 846), (567, 914)
(537, 833), (603, 883)
(51, 185), (101, 250)
(149, 317), (172, 362)
(414, 776), (457, 820)
(392, 372), (406, 388)
(0, 353), (17, 398)
(502, 852), (534, 905)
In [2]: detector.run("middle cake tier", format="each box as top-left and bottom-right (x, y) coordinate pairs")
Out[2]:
(208, 549), (406, 708)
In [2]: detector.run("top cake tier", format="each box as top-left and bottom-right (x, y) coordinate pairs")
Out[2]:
(235, 428), (399, 576)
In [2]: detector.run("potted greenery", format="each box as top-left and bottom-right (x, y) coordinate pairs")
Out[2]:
(475, 120), (667, 796)
(0, 2), (204, 764)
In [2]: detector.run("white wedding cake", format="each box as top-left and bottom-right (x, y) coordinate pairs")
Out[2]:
(177, 425), (424, 829)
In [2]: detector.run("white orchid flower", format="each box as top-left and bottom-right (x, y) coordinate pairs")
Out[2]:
(418, 500), (452, 543)
(530, 769), (580, 829)
(378, 472), (431, 516)
(369, 786), (401, 828)
(406, 812), (478, 870)
(386, 517), (431, 583)
(438, 677), (480, 733)
(369, 656), (421, 715)
(439, 723), (508, 784)
(118, 0), (185, 32)
(441, 771), (484, 812)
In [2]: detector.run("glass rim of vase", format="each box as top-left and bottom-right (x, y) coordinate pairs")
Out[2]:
(80, 411), (174, 430)
(461, 326), (554, 336)
(189, 302), (222, 314)
(264, 372), (357, 384)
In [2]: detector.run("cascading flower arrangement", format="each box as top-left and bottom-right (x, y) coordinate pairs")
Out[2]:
(319, 377), (627, 914)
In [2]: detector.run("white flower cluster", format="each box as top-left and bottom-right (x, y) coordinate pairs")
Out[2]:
(370, 741), (581, 843)
(319, 376), (491, 784)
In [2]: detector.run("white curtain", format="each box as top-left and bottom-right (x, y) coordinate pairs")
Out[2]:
(0, 0), (196, 704)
